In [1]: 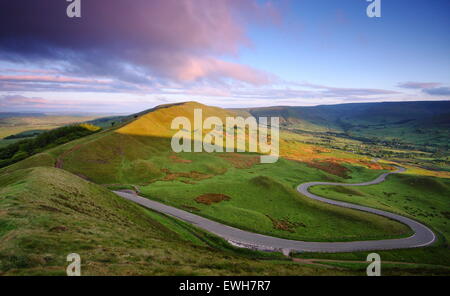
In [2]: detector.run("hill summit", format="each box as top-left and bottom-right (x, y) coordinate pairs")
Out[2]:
(117, 101), (236, 137)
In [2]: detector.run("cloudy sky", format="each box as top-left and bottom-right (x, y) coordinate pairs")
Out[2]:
(0, 0), (449, 113)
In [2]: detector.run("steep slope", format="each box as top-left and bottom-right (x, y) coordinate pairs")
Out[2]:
(40, 102), (242, 184)
(2, 166), (352, 275)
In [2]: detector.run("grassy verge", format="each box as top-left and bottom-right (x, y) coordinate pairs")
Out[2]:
(315, 261), (450, 276)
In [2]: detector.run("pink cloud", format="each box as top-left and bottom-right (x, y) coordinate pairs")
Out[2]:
(162, 56), (271, 85)
(0, 69), (59, 74)
(0, 0), (281, 86)
(0, 95), (47, 106)
(0, 95), (117, 111)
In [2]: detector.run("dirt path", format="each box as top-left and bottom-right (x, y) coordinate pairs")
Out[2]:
(55, 144), (82, 169)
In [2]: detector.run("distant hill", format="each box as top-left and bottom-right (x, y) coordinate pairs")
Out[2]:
(0, 112), (46, 118)
(240, 101), (450, 147)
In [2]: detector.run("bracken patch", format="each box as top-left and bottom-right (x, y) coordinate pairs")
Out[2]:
(159, 169), (213, 182)
(306, 161), (350, 178)
(266, 215), (306, 233)
(219, 153), (260, 169)
(195, 193), (231, 205)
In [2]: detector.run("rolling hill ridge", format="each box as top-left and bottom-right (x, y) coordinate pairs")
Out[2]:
(240, 101), (450, 147)
(0, 101), (449, 275)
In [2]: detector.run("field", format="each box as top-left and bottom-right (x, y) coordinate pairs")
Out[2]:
(0, 115), (107, 138)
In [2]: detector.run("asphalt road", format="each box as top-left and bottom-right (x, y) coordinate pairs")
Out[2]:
(113, 166), (436, 253)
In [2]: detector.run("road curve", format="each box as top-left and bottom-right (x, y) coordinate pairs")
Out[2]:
(114, 166), (436, 253)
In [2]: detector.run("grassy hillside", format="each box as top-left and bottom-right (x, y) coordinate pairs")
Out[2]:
(117, 101), (234, 137)
(301, 173), (450, 269)
(243, 101), (450, 148)
(1, 101), (449, 275)
(2, 166), (362, 275)
(0, 114), (112, 150)
(140, 157), (410, 242)
(242, 101), (450, 172)
(7, 102), (409, 243)
(310, 173), (450, 242)
(0, 124), (101, 168)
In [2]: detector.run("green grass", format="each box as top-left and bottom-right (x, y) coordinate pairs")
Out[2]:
(138, 156), (410, 242)
(246, 101), (450, 148)
(1, 102), (447, 275)
(313, 261), (450, 276)
(28, 127), (412, 243)
(0, 124), (103, 168)
(295, 247), (450, 266)
(310, 173), (450, 242)
(0, 153), (55, 175)
(1, 166), (358, 276)
(302, 173), (450, 267)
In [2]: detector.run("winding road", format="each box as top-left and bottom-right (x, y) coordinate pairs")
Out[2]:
(114, 166), (436, 253)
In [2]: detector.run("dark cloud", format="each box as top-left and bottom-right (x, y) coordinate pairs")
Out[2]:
(396, 82), (449, 97)
(423, 87), (450, 96)
(321, 87), (398, 97)
(0, 0), (279, 86)
(292, 82), (399, 97)
(398, 81), (442, 89)
(182, 82), (400, 102)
